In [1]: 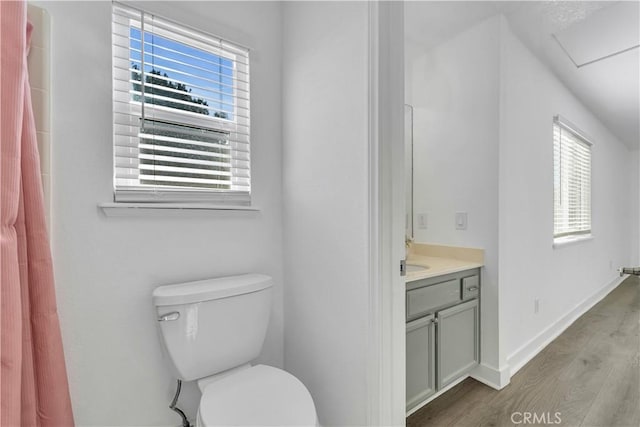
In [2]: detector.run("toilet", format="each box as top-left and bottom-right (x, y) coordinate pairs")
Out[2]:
(153, 274), (317, 426)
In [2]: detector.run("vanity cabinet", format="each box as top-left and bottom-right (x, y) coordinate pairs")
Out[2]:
(406, 314), (436, 409)
(437, 299), (479, 389)
(406, 269), (480, 412)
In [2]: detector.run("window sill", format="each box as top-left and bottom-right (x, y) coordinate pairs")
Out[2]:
(99, 202), (260, 217)
(553, 234), (594, 249)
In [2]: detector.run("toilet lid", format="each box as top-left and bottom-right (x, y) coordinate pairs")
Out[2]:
(199, 365), (317, 426)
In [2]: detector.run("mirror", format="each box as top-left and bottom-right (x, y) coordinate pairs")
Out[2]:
(405, 104), (414, 240)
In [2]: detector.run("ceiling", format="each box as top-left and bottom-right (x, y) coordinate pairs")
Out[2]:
(405, 1), (640, 148)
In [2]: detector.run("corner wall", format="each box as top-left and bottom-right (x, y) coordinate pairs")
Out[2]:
(282, 2), (371, 425)
(498, 18), (636, 372)
(31, 1), (284, 425)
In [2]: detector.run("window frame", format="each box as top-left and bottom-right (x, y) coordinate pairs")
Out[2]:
(111, 3), (251, 205)
(552, 115), (593, 243)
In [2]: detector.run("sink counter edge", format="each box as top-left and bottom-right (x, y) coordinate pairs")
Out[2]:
(405, 255), (483, 282)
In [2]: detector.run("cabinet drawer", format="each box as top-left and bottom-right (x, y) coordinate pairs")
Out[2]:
(462, 275), (479, 300)
(407, 279), (460, 320)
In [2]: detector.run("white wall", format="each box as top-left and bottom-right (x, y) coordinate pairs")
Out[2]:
(31, 1), (283, 425)
(406, 16), (503, 374)
(282, 2), (371, 425)
(498, 18), (636, 368)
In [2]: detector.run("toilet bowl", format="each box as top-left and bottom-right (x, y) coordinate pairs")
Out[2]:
(153, 274), (317, 426)
(196, 365), (317, 426)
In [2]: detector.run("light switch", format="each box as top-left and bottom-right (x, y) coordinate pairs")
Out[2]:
(417, 213), (428, 229)
(455, 212), (467, 230)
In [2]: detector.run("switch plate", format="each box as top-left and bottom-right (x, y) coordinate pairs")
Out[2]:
(455, 212), (467, 230)
(417, 213), (428, 229)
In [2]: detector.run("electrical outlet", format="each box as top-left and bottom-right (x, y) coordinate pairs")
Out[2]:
(534, 298), (540, 314)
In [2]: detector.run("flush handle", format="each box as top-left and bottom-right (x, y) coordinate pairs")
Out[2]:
(467, 286), (478, 292)
(158, 311), (180, 322)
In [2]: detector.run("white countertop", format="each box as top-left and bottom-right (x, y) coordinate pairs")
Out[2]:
(406, 255), (483, 282)
(405, 243), (484, 283)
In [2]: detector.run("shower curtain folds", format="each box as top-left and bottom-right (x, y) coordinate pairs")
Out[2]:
(1, 1), (74, 426)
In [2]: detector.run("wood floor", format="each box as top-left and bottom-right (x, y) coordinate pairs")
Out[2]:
(407, 276), (640, 427)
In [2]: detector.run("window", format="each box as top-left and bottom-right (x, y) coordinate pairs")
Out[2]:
(112, 3), (250, 204)
(553, 116), (592, 240)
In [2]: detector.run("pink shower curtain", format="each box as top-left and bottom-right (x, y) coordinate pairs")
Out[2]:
(1, 1), (74, 426)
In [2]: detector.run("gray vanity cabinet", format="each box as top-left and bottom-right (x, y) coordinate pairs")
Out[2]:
(406, 314), (436, 409)
(406, 268), (480, 412)
(437, 299), (479, 389)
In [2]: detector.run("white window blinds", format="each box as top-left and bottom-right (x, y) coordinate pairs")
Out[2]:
(553, 116), (592, 238)
(112, 3), (250, 203)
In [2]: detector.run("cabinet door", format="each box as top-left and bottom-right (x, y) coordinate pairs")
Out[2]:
(406, 314), (436, 411)
(437, 299), (479, 389)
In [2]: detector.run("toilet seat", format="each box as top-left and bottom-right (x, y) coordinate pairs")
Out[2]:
(198, 364), (317, 427)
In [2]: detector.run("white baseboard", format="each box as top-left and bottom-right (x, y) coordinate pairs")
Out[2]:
(507, 275), (627, 376)
(470, 363), (510, 390)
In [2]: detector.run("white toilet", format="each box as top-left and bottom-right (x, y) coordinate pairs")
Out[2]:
(153, 274), (317, 426)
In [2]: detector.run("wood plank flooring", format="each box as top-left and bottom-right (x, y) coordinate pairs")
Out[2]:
(407, 276), (640, 427)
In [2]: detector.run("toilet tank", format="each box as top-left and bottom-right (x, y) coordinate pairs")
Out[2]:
(152, 274), (273, 381)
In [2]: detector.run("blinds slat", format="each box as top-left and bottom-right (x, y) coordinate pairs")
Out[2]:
(139, 132), (229, 150)
(138, 143), (232, 160)
(138, 174), (231, 186)
(139, 164), (232, 177)
(138, 154), (233, 170)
